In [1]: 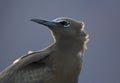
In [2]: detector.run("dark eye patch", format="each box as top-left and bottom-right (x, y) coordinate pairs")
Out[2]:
(59, 21), (70, 27)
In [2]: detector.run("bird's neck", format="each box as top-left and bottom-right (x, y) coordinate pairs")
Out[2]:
(55, 36), (85, 53)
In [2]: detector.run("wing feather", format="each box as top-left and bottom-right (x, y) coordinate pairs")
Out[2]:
(0, 49), (52, 83)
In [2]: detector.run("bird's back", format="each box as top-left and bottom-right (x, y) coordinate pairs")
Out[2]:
(0, 46), (82, 83)
(0, 48), (55, 83)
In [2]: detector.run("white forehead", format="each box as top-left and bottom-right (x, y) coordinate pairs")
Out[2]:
(52, 17), (69, 22)
(53, 17), (85, 30)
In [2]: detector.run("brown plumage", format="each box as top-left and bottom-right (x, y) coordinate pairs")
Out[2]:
(0, 17), (89, 83)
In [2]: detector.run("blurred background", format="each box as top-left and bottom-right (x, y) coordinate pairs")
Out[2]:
(0, 0), (120, 83)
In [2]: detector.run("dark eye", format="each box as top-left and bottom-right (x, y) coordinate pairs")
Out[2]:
(59, 21), (70, 27)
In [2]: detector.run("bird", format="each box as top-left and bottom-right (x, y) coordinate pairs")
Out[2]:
(0, 17), (89, 83)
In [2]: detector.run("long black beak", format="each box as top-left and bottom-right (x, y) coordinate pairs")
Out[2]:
(31, 18), (57, 27)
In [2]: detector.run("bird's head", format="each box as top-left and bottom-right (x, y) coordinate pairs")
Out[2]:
(31, 17), (89, 43)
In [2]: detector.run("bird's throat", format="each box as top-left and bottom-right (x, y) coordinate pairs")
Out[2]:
(55, 37), (85, 53)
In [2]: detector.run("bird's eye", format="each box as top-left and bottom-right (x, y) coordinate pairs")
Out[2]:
(59, 21), (70, 27)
